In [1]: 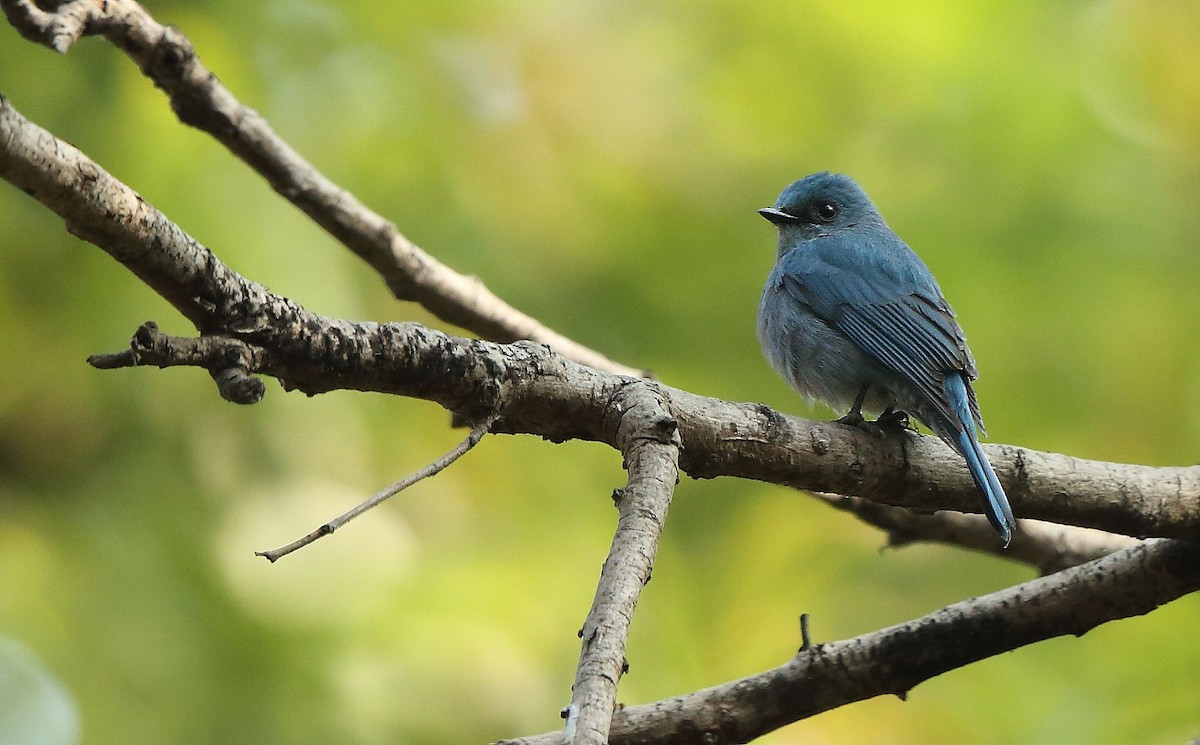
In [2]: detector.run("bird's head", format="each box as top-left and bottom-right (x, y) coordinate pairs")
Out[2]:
(759, 172), (883, 245)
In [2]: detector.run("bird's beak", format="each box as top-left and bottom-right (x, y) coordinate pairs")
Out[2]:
(758, 207), (800, 226)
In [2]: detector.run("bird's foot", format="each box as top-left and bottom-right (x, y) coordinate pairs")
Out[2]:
(875, 408), (914, 433)
(835, 409), (890, 439)
(835, 408), (912, 438)
(835, 409), (865, 428)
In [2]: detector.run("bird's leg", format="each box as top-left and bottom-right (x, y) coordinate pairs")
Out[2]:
(837, 388), (912, 437)
(836, 384), (870, 428)
(875, 405), (914, 432)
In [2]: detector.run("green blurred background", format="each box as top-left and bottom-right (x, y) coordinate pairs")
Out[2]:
(2, 1), (1199, 743)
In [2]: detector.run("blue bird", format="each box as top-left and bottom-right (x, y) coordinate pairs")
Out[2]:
(757, 172), (1016, 544)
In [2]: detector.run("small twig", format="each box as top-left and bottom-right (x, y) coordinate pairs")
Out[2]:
(87, 348), (138, 369)
(257, 417), (496, 562)
(87, 323), (268, 404)
(797, 613), (813, 652)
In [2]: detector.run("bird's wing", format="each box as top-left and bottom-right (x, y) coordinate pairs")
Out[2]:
(836, 295), (974, 426)
(778, 231), (983, 428)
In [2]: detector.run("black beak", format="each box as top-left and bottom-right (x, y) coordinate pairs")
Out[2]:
(758, 207), (800, 226)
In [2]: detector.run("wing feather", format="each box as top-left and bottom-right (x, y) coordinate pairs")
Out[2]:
(777, 230), (984, 429)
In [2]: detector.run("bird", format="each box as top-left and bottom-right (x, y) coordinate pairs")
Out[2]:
(756, 172), (1016, 544)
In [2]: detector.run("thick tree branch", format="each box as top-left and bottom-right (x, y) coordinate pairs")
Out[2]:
(497, 537), (1200, 745)
(667, 385), (1200, 537)
(0, 0), (648, 378)
(2, 92), (1197, 538)
(0, 92), (278, 331)
(567, 385), (680, 745)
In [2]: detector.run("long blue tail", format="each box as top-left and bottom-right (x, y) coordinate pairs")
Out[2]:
(944, 374), (1016, 545)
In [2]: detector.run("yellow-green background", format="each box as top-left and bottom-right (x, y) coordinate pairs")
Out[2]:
(2, 1), (1198, 743)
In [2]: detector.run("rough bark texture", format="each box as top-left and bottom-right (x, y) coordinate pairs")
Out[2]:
(567, 385), (680, 745)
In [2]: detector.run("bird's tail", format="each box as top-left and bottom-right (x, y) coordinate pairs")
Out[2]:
(943, 374), (1017, 545)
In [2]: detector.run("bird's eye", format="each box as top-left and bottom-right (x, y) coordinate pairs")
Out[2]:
(814, 201), (838, 221)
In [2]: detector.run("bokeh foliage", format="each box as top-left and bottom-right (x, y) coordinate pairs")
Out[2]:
(1, 1), (1198, 743)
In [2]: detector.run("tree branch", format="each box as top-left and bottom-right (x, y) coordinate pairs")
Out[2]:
(0, 0), (648, 378)
(256, 416), (497, 562)
(815, 494), (1140, 573)
(497, 537), (1200, 745)
(566, 385), (680, 744)
(667, 385), (1200, 537)
(3, 89), (1197, 538)
(86, 321), (266, 404)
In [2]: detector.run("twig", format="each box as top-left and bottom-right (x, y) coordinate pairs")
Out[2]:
(0, 0), (649, 379)
(256, 417), (496, 562)
(797, 613), (812, 652)
(87, 322), (267, 404)
(497, 537), (1200, 745)
(566, 386), (681, 745)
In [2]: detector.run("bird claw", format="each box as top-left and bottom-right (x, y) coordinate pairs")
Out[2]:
(835, 408), (913, 438)
(835, 410), (888, 439)
(835, 410), (866, 428)
(875, 408), (914, 433)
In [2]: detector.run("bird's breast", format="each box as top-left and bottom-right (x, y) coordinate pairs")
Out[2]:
(757, 277), (899, 414)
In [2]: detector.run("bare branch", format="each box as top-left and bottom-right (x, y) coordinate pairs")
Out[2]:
(816, 494), (1140, 573)
(0, 93), (274, 330)
(1003, 520), (1141, 572)
(2, 90), (1194, 536)
(566, 385), (680, 744)
(0, 0), (648, 378)
(667, 385), (1200, 538)
(256, 417), (496, 562)
(498, 537), (1200, 745)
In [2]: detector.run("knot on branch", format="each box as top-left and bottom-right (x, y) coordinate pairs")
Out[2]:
(209, 360), (264, 405)
(147, 24), (221, 128)
(607, 381), (680, 457)
(152, 24), (194, 75)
